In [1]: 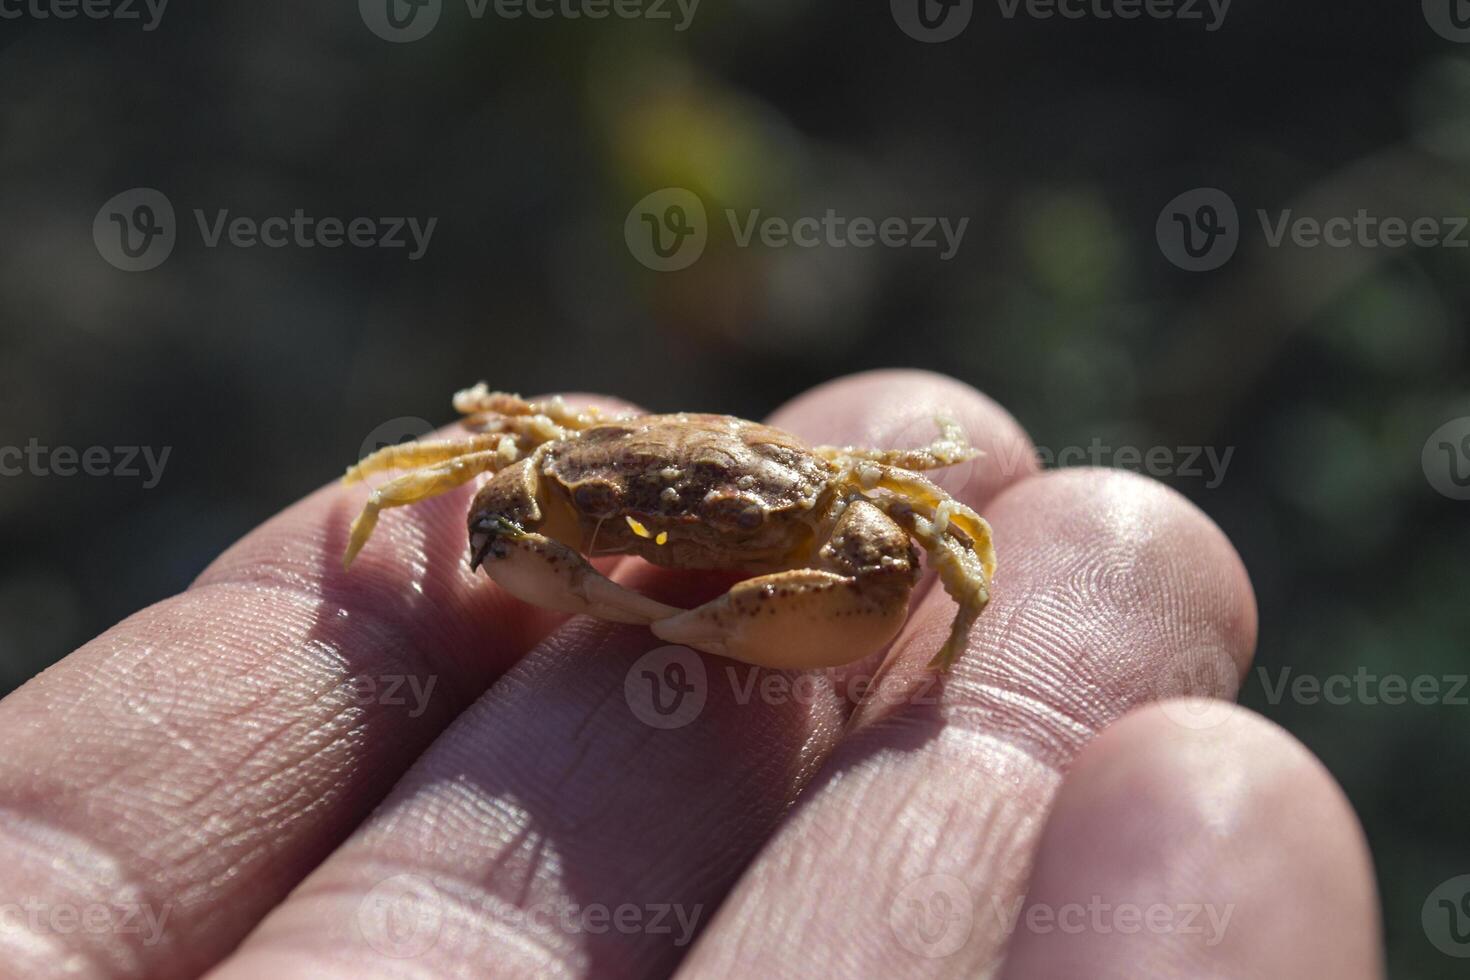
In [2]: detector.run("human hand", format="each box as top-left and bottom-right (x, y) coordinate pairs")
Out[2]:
(0, 370), (1381, 978)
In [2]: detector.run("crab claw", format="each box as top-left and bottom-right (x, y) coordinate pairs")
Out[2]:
(472, 526), (681, 625)
(650, 568), (913, 670)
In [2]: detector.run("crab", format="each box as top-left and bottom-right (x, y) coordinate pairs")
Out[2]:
(341, 385), (995, 671)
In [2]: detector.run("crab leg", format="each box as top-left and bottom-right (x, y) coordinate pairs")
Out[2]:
(870, 490), (995, 671)
(453, 385), (622, 437)
(342, 449), (507, 569)
(894, 506), (992, 670)
(866, 465), (995, 572)
(650, 500), (919, 669)
(814, 417), (979, 472)
(344, 434), (517, 485)
(349, 386), (620, 490)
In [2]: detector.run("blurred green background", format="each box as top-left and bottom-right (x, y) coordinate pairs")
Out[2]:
(1, 1), (1467, 975)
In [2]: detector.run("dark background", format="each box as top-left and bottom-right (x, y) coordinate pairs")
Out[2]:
(1, 1), (1467, 975)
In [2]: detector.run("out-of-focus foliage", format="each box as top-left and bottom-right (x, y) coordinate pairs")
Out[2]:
(0, 2), (1465, 974)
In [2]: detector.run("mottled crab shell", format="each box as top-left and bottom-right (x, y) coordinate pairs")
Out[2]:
(541, 413), (837, 569)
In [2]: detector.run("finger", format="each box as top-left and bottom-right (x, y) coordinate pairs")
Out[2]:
(677, 468), (1259, 976)
(769, 368), (1034, 507)
(997, 701), (1382, 980)
(205, 369), (1038, 979)
(0, 393), (635, 979)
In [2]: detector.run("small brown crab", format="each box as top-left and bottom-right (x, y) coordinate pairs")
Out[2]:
(342, 386), (995, 671)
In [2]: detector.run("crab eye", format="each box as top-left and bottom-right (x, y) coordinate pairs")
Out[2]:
(573, 480), (620, 517)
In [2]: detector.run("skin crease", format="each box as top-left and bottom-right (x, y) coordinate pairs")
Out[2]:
(0, 371), (1382, 979)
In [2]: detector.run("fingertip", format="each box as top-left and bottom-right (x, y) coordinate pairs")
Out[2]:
(1000, 702), (1382, 980)
(769, 368), (1040, 503)
(989, 466), (1259, 676)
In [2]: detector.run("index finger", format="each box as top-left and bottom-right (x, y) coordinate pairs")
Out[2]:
(0, 393), (635, 978)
